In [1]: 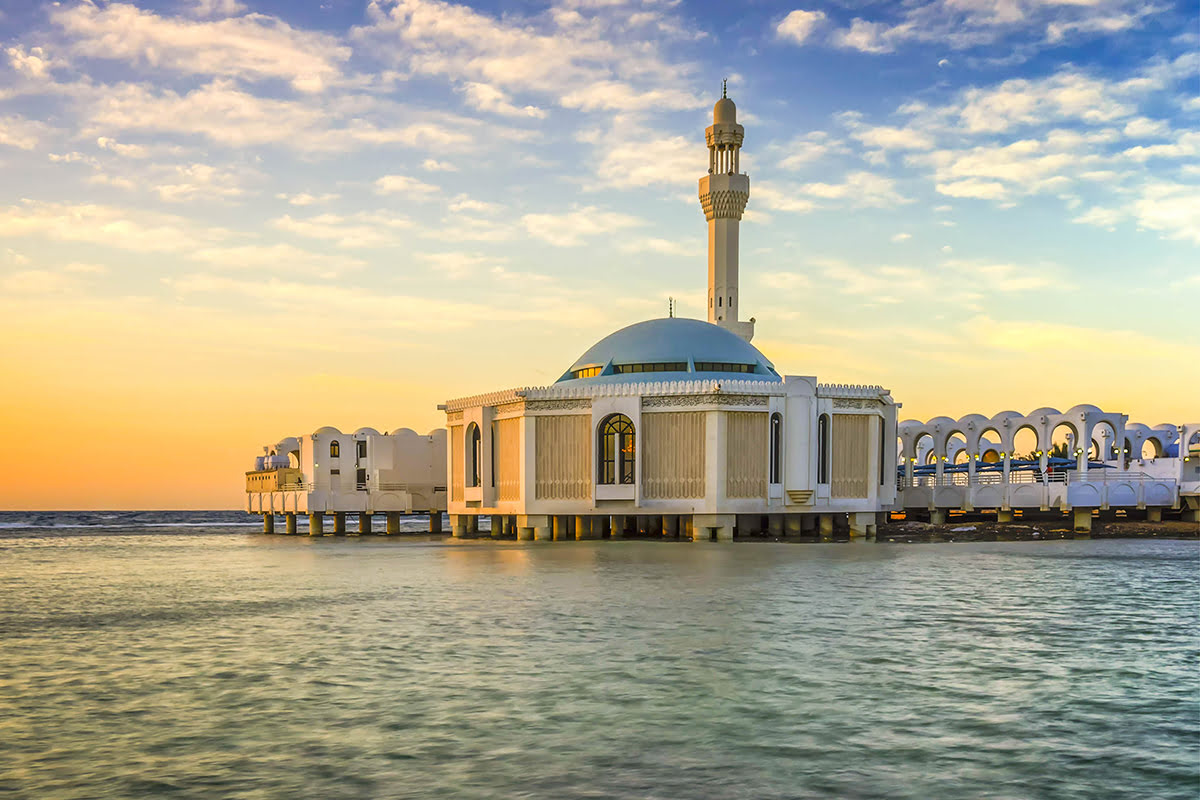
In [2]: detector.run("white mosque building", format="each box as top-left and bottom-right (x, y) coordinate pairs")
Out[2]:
(440, 91), (900, 541)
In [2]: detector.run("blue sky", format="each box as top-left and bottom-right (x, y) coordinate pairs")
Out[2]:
(0, 0), (1197, 506)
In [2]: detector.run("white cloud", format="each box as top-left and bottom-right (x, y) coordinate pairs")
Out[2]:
(422, 158), (458, 171)
(0, 115), (46, 150)
(775, 131), (849, 170)
(460, 82), (546, 118)
(52, 2), (349, 92)
(1131, 181), (1200, 244)
(355, 0), (701, 112)
(374, 174), (441, 195)
(153, 163), (247, 202)
(447, 195), (502, 214)
(935, 178), (1010, 199)
(275, 192), (340, 206)
(798, 171), (910, 207)
(191, 0), (247, 17)
(776, 10), (827, 45)
(589, 128), (700, 188)
(82, 79), (486, 152)
(64, 262), (110, 274)
(520, 205), (643, 246)
(0, 200), (221, 252)
(831, 18), (896, 54)
(416, 251), (498, 279)
(618, 237), (702, 257)
(753, 182), (817, 213)
(272, 212), (413, 247)
(891, 232), (912, 242)
(6, 45), (59, 78)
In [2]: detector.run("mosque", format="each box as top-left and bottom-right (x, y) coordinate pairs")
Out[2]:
(245, 90), (1199, 537)
(440, 91), (900, 541)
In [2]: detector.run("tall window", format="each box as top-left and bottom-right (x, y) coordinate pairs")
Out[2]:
(770, 413), (783, 484)
(329, 440), (340, 458)
(598, 414), (636, 485)
(357, 440), (367, 459)
(879, 421), (886, 485)
(466, 423), (481, 488)
(817, 414), (830, 485)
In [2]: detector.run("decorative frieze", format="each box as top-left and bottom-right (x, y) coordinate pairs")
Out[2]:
(445, 410), (463, 422)
(833, 398), (882, 410)
(643, 393), (768, 409)
(526, 399), (591, 412)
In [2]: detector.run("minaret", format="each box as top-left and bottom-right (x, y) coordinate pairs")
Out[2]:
(699, 81), (753, 342)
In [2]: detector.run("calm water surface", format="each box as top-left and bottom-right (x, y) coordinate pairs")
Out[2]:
(1, 512), (1197, 799)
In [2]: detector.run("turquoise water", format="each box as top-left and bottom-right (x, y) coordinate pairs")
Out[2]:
(1, 514), (1197, 799)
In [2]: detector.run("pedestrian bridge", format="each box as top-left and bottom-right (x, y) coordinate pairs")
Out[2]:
(896, 407), (1199, 527)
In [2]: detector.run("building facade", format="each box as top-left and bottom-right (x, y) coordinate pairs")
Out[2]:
(246, 427), (446, 533)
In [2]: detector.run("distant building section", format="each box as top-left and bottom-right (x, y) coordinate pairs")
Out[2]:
(246, 428), (446, 534)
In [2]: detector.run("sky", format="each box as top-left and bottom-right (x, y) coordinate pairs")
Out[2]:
(0, 0), (1196, 509)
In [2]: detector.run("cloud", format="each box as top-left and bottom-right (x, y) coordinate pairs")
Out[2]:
(374, 174), (441, 195)
(618, 237), (702, 257)
(6, 45), (59, 78)
(520, 205), (643, 246)
(422, 158), (457, 171)
(1130, 181), (1200, 244)
(776, 10), (827, 45)
(416, 251), (498, 279)
(0, 200), (221, 252)
(153, 163), (248, 202)
(775, 131), (849, 170)
(272, 211), (413, 247)
(831, 19), (896, 54)
(0, 115), (47, 150)
(447, 195), (502, 214)
(355, 0), (702, 112)
(52, 2), (350, 92)
(588, 127), (700, 188)
(891, 232), (912, 242)
(798, 171), (911, 207)
(275, 192), (340, 206)
(935, 178), (1009, 199)
(81, 79), (486, 152)
(460, 82), (546, 118)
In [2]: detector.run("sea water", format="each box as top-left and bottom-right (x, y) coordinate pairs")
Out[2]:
(1, 511), (1197, 799)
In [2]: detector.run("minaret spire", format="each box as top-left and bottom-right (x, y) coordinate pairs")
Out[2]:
(699, 89), (753, 341)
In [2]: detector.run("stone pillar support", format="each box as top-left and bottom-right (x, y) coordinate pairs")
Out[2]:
(450, 514), (468, 538)
(929, 509), (946, 526)
(308, 512), (324, 536)
(285, 513), (297, 535)
(263, 514), (275, 534)
(784, 515), (802, 538)
(693, 513), (735, 542)
(386, 512), (400, 535)
(665, 515), (680, 539)
(996, 510), (1013, 523)
(610, 515), (627, 539)
(819, 514), (834, 541)
(359, 513), (373, 535)
(430, 511), (444, 534)
(333, 512), (346, 535)
(1073, 508), (1094, 534)
(1147, 508), (1163, 523)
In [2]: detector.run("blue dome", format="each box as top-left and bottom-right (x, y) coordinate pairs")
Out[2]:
(556, 318), (780, 384)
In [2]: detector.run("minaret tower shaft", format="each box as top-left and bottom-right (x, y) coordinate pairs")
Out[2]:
(699, 81), (753, 342)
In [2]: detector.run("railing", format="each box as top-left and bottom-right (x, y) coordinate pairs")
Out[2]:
(901, 470), (1163, 489)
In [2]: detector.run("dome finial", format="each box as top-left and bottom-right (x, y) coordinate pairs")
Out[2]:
(722, 78), (727, 99)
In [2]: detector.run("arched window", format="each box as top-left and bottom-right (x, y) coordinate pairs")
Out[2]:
(769, 413), (783, 484)
(466, 423), (481, 488)
(598, 414), (635, 485)
(817, 414), (830, 485)
(329, 440), (340, 458)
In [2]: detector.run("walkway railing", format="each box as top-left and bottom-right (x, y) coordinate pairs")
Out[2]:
(902, 470), (1161, 489)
